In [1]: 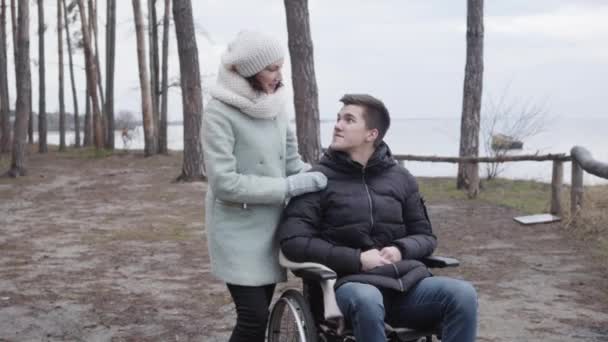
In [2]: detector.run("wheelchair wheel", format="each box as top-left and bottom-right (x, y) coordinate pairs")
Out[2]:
(268, 289), (318, 342)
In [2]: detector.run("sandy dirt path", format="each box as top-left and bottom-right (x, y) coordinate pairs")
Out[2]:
(0, 150), (606, 341)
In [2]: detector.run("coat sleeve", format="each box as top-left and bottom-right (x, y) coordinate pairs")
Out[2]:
(203, 104), (288, 204)
(392, 173), (437, 260)
(285, 125), (310, 176)
(277, 192), (362, 275)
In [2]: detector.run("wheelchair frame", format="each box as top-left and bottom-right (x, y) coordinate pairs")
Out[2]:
(267, 255), (459, 342)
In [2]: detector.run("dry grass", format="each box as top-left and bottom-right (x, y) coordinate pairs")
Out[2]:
(562, 184), (608, 258)
(419, 177), (553, 214)
(420, 177), (608, 259)
(82, 224), (195, 244)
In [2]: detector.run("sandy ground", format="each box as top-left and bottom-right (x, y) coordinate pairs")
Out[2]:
(0, 149), (607, 341)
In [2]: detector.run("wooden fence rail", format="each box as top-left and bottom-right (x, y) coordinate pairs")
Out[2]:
(394, 148), (607, 219)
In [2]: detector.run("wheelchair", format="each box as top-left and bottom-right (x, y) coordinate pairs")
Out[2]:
(267, 252), (460, 342)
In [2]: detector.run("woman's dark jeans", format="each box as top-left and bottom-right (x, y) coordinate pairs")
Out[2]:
(226, 283), (276, 342)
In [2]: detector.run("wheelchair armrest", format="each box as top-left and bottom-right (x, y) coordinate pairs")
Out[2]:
(279, 251), (344, 322)
(419, 255), (460, 268)
(279, 250), (338, 276)
(292, 267), (337, 281)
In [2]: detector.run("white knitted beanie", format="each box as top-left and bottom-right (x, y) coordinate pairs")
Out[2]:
(221, 30), (285, 77)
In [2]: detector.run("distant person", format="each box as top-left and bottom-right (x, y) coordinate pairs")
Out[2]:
(277, 94), (478, 342)
(121, 127), (131, 150)
(202, 30), (327, 342)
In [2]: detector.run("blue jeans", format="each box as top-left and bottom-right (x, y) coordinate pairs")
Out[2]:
(335, 276), (477, 342)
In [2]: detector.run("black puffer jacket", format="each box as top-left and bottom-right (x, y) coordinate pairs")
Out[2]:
(277, 143), (437, 292)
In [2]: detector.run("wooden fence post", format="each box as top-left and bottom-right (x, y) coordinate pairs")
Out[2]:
(550, 160), (563, 216)
(570, 161), (584, 218)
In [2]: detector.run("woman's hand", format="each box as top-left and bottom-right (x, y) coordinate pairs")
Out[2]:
(286, 172), (327, 197)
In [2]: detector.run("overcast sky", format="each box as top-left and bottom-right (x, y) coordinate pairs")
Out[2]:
(4, 0), (608, 121)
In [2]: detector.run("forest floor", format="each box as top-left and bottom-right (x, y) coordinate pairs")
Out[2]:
(0, 147), (607, 341)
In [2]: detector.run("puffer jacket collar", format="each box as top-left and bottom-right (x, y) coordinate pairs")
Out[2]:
(320, 141), (397, 175)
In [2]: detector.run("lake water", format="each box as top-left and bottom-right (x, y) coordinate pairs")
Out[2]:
(44, 116), (607, 185)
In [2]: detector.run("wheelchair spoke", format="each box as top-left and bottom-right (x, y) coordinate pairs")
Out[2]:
(268, 289), (318, 342)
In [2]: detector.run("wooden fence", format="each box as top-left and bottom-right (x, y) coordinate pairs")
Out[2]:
(570, 146), (608, 218)
(393, 146), (608, 218)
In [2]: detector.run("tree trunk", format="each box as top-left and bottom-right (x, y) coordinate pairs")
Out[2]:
(0, 0), (11, 153)
(13, 0), (31, 145)
(63, 0), (79, 147)
(77, 0), (103, 149)
(88, 0), (104, 108)
(158, 0), (169, 154)
(284, 0), (321, 163)
(132, 0), (156, 156)
(57, 0), (66, 151)
(8, 0), (30, 177)
(456, 0), (484, 198)
(84, 88), (91, 146)
(88, 0), (105, 144)
(28, 84), (32, 144)
(9, 0), (17, 99)
(37, 0), (47, 153)
(9, 0), (16, 69)
(26, 0), (34, 144)
(148, 0), (160, 153)
(105, 0), (115, 149)
(172, 0), (204, 181)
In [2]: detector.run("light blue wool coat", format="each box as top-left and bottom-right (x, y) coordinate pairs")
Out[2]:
(203, 98), (308, 286)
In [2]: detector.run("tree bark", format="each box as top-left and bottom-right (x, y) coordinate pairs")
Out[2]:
(84, 88), (91, 145)
(63, 0), (79, 147)
(77, 0), (103, 149)
(12, 0), (31, 145)
(172, 0), (205, 181)
(457, 0), (484, 198)
(37, 0), (47, 153)
(284, 0), (321, 163)
(149, 0), (160, 140)
(89, 0), (106, 144)
(0, 0), (11, 153)
(57, 0), (66, 151)
(82, 11), (91, 147)
(132, 0), (157, 156)
(28, 82), (32, 144)
(105, 0), (116, 149)
(88, 0), (104, 109)
(158, 0), (169, 154)
(8, 0), (30, 177)
(9, 0), (16, 70)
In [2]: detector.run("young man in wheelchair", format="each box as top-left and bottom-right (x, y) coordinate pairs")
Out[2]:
(277, 94), (477, 342)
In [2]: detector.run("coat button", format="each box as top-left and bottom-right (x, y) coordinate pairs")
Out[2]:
(279, 155), (284, 160)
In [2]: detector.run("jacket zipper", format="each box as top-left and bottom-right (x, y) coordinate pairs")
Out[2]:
(362, 168), (374, 230)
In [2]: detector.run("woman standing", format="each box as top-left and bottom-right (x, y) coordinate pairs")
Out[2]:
(203, 30), (327, 342)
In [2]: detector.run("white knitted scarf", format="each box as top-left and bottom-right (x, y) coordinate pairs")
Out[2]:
(210, 66), (287, 119)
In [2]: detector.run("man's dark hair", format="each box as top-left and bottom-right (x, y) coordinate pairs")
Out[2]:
(340, 94), (391, 146)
